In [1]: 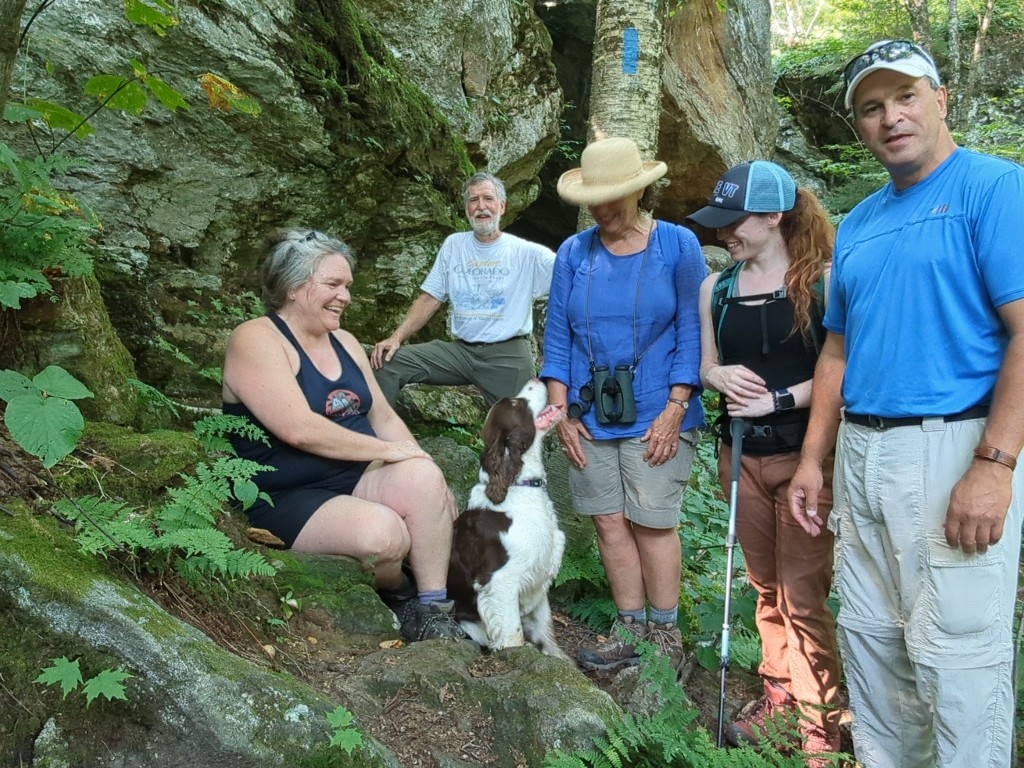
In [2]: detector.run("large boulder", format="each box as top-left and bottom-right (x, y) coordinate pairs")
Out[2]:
(7, 0), (561, 403)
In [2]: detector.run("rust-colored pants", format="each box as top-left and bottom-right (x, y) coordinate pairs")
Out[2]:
(718, 446), (841, 734)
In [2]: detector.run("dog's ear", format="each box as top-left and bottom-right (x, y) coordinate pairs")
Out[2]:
(481, 400), (535, 504)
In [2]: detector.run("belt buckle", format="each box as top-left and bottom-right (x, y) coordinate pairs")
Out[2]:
(866, 415), (887, 429)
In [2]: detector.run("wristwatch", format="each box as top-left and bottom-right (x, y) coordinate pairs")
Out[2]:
(772, 388), (795, 413)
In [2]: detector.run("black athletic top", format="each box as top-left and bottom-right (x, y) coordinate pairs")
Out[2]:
(717, 296), (822, 455)
(224, 313), (376, 495)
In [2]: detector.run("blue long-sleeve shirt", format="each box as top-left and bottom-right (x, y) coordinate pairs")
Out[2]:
(541, 221), (706, 440)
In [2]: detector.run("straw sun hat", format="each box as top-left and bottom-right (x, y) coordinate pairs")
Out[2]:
(557, 137), (667, 206)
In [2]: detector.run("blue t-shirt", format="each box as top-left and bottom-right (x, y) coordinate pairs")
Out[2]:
(541, 222), (706, 439)
(826, 148), (1024, 416)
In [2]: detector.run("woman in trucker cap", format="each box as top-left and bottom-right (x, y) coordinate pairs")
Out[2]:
(689, 161), (841, 762)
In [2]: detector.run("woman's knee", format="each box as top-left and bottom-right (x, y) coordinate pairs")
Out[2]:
(361, 518), (411, 563)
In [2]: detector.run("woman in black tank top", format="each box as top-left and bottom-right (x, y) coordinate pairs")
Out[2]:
(689, 162), (842, 758)
(221, 228), (467, 643)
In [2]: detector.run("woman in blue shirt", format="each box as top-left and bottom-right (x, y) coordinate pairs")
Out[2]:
(542, 138), (706, 671)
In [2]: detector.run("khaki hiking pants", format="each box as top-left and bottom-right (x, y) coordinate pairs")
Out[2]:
(831, 416), (1023, 768)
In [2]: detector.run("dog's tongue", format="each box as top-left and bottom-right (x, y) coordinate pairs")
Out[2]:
(535, 403), (565, 430)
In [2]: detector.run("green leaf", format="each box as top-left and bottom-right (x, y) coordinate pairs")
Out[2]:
(145, 75), (190, 112)
(329, 728), (362, 753)
(125, 0), (178, 35)
(233, 478), (260, 510)
(82, 668), (132, 706)
(0, 370), (35, 401)
(33, 366), (94, 400)
(4, 393), (85, 468)
(326, 705), (355, 729)
(35, 657), (83, 698)
(84, 76), (148, 115)
(3, 102), (44, 123)
(26, 99), (94, 138)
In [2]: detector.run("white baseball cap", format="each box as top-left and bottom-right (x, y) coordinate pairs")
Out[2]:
(844, 39), (942, 111)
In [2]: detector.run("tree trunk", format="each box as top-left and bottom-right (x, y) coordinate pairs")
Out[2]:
(0, 0), (27, 120)
(581, 0), (666, 228)
(958, 0), (995, 132)
(947, 0), (961, 123)
(902, 0), (931, 49)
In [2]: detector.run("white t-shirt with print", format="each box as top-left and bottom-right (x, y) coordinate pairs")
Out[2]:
(421, 231), (555, 343)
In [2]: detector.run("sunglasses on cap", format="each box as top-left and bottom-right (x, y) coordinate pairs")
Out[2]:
(842, 39), (935, 88)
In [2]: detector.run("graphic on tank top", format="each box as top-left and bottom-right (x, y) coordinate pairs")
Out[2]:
(325, 389), (362, 417)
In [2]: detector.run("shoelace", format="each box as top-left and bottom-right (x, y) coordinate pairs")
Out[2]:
(645, 625), (679, 656)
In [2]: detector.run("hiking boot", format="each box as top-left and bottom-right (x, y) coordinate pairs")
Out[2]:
(400, 599), (470, 642)
(726, 679), (799, 749)
(377, 566), (417, 616)
(800, 725), (841, 768)
(645, 621), (685, 672)
(578, 616), (647, 671)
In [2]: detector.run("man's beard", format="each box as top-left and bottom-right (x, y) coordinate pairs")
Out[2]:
(470, 213), (501, 238)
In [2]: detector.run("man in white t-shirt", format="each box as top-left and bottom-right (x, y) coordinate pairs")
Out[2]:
(371, 173), (556, 407)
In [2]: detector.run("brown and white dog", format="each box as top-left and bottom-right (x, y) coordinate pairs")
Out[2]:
(447, 379), (568, 658)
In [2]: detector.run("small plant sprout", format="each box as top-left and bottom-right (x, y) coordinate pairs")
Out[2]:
(326, 705), (362, 754)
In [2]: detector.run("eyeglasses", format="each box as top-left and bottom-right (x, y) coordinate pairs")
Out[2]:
(843, 40), (935, 88)
(303, 230), (323, 242)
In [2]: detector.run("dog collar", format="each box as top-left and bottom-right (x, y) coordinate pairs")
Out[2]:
(514, 478), (546, 488)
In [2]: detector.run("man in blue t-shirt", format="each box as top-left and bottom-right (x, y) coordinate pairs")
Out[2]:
(788, 40), (1024, 768)
(371, 173), (555, 407)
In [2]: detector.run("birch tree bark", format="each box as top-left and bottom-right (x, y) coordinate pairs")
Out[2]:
(580, 0), (666, 228)
(586, 0), (666, 154)
(0, 0), (27, 119)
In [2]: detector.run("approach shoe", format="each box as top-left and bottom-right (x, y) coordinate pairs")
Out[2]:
(645, 621), (685, 672)
(578, 616), (647, 671)
(402, 599), (470, 642)
(726, 678), (799, 750)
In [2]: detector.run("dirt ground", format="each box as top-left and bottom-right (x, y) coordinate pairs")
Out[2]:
(3, 426), (851, 767)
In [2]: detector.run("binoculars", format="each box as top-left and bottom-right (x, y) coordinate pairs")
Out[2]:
(567, 365), (636, 425)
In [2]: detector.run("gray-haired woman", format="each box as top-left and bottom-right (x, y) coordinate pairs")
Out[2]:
(222, 228), (466, 643)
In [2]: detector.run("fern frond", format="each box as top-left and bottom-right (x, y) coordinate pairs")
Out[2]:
(193, 413), (269, 454)
(56, 496), (157, 554)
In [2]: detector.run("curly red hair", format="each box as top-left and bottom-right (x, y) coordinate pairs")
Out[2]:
(779, 189), (835, 343)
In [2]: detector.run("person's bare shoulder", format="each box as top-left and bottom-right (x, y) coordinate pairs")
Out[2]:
(227, 316), (279, 348)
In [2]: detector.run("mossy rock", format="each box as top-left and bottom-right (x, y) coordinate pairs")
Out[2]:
(51, 422), (205, 507)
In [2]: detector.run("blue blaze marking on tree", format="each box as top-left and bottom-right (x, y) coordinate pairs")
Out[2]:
(623, 27), (639, 75)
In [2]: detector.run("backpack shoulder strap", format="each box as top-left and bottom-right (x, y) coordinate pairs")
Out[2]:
(710, 261), (743, 355)
(656, 220), (681, 258)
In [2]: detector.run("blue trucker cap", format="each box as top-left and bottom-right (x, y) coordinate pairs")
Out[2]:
(686, 161), (797, 229)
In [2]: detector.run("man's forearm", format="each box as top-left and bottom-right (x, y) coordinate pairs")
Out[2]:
(392, 293), (443, 342)
(977, 302), (1024, 460)
(801, 333), (846, 466)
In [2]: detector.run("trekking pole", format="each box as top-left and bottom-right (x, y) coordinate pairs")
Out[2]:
(716, 416), (749, 748)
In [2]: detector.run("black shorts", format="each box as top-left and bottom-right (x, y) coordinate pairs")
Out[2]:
(244, 465), (368, 547)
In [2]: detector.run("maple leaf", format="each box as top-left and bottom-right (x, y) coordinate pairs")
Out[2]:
(34, 657), (83, 699)
(82, 668), (132, 706)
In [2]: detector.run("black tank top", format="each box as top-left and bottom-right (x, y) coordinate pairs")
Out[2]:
(718, 296), (822, 454)
(223, 314), (376, 493)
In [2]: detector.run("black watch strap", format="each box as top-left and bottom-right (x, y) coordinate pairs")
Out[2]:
(773, 388), (796, 412)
